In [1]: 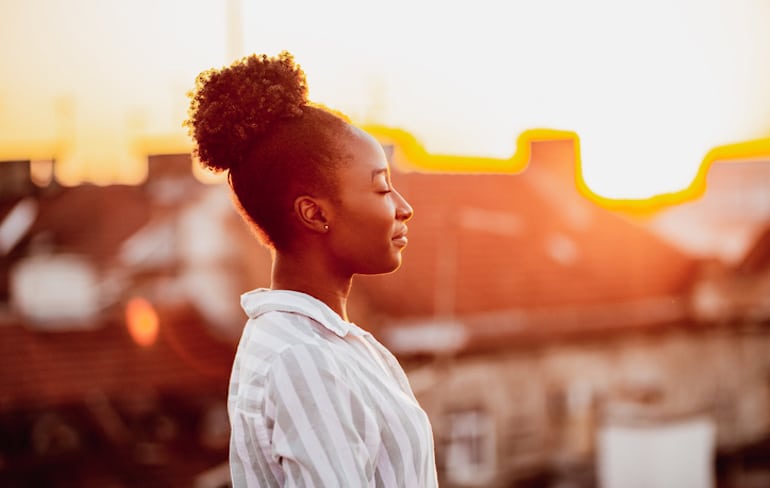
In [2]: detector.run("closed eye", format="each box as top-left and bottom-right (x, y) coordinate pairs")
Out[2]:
(372, 168), (393, 194)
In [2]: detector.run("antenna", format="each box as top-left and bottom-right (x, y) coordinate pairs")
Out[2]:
(226, 0), (244, 62)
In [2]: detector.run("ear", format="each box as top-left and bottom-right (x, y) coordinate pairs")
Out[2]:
(293, 195), (330, 233)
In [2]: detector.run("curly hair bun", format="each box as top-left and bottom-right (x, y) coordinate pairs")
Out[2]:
(184, 51), (308, 172)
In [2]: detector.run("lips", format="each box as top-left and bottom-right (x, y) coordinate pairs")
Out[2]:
(392, 227), (408, 248)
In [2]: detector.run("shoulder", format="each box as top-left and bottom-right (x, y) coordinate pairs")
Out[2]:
(230, 310), (342, 409)
(245, 310), (326, 348)
(236, 310), (342, 372)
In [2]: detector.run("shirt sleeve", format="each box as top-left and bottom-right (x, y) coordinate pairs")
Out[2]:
(264, 343), (380, 487)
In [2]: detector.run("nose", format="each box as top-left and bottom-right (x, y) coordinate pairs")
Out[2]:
(394, 189), (414, 222)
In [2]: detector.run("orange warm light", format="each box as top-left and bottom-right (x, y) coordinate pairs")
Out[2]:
(125, 297), (160, 347)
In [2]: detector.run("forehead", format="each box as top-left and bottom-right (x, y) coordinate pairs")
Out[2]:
(339, 128), (390, 180)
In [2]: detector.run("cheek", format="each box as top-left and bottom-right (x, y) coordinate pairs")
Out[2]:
(333, 197), (396, 249)
(338, 207), (394, 254)
(349, 199), (394, 230)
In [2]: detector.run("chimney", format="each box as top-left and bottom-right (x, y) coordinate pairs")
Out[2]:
(0, 161), (36, 201)
(526, 139), (579, 194)
(143, 154), (201, 206)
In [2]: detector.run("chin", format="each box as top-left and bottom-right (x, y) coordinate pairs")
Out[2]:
(382, 254), (404, 274)
(361, 255), (402, 276)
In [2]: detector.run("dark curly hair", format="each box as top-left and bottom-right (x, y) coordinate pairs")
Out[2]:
(184, 52), (352, 249)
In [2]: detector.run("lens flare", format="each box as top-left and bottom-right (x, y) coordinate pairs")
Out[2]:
(125, 296), (159, 347)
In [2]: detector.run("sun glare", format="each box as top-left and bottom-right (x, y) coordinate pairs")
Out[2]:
(0, 0), (768, 205)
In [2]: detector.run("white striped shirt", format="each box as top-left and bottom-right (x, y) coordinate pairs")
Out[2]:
(228, 289), (438, 487)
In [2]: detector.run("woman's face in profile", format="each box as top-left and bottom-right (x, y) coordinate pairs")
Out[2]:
(326, 128), (413, 276)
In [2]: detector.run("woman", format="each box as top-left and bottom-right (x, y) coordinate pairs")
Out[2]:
(185, 52), (438, 487)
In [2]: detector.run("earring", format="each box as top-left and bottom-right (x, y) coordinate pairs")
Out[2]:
(323, 224), (329, 231)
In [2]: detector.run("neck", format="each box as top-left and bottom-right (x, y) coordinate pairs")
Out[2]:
(270, 250), (353, 321)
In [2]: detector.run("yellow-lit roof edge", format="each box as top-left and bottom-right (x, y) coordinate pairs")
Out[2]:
(363, 124), (770, 216)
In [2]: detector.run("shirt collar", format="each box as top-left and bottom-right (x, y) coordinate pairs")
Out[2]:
(240, 288), (366, 338)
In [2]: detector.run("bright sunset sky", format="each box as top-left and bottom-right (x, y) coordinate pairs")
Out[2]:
(1, 0), (769, 199)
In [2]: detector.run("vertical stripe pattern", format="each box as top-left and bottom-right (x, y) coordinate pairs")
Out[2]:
(228, 289), (438, 487)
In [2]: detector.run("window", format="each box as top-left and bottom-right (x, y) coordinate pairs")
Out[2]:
(444, 408), (496, 486)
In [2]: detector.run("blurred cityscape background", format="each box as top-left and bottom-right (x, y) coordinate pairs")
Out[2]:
(2, 0), (770, 487)
(1, 136), (769, 487)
